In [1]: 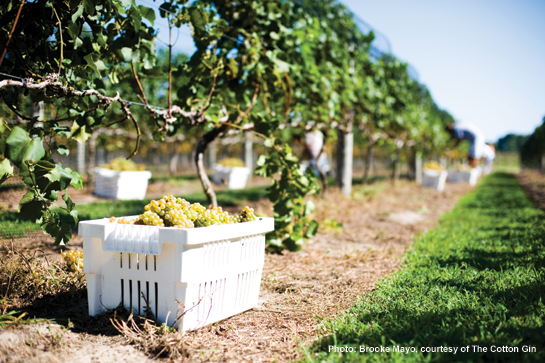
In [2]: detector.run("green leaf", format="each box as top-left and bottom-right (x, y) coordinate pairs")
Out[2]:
(43, 219), (72, 246)
(57, 145), (69, 156)
(188, 6), (206, 38)
(282, 237), (302, 252)
(6, 127), (45, 166)
(95, 60), (107, 71)
(72, 3), (84, 23)
(121, 47), (133, 62)
(20, 200), (43, 222)
(48, 190), (58, 201)
(0, 159), (14, 185)
(56, 223), (72, 246)
(52, 125), (71, 138)
(304, 201), (316, 216)
(84, 53), (101, 76)
(0, 121), (9, 154)
(22, 138), (45, 164)
(70, 122), (91, 143)
(305, 219), (319, 238)
(256, 155), (268, 167)
(18, 190), (35, 212)
(70, 210), (79, 224)
(5, 127), (29, 164)
(45, 164), (76, 190)
(266, 50), (291, 73)
(70, 171), (83, 190)
(74, 37), (83, 49)
(63, 190), (76, 211)
(138, 5), (155, 25)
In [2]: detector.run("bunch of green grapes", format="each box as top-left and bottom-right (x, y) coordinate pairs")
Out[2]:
(194, 206), (238, 227)
(423, 161), (442, 171)
(181, 200), (207, 221)
(140, 196), (194, 228)
(100, 157), (145, 171)
(238, 206), (256, 222)
(110, 195), (258, 229)
(61, 250), (84, 272)
(218, 158), (245, 167)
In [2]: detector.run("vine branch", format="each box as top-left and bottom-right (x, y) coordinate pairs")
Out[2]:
(0, 0), (25, 68)
(52, 7), (63, 75)
(131, 62), (149, 106)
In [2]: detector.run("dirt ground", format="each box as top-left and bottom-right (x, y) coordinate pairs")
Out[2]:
(516, 169), (545, 210)
(0, 178), (475, 363)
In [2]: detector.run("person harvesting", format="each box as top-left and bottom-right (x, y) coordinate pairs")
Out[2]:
(445, 122), (485, 168)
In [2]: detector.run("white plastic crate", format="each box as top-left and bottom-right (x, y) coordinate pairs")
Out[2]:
(79, 217), (274, 332)
(422, 170), (448, 191)
(447, 168), (481, 186)
(212, 165), (251, 189)
(94, 168), (152, 200)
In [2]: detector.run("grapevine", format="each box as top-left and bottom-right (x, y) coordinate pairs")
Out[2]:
(0, 0), (457, 252)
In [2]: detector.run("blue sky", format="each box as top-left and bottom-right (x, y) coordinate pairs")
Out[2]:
(144, 0), (545, 142)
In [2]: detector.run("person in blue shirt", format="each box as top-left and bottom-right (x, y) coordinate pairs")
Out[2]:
(445, 122), (485, 168)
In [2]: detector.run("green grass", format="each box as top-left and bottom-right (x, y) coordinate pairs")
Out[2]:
(148, 174), (201, 183)
(308, 172), (545, 362)
(494, 152), (521, 173)
(0, 212), (42, 238)
(0, 186), (269, 238)
(0, 183), (26, 192)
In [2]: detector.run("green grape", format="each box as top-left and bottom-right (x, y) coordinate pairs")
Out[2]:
(61, 250), (84, 272)
(217, 158), (245, 167)
(100, 157), (145, 171)
(140, 210), (164, 226)
(239, 206), (256, 222)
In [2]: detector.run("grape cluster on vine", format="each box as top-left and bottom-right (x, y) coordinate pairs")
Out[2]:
(108, 195), (257, 228)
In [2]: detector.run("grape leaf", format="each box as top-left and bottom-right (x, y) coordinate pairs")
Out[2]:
(5, 127), (45, 166)
(20, 200), (43, 222)
(18, 190), (35, 212)
(0, 159), (14, 185)
(305, 219), (319, 238)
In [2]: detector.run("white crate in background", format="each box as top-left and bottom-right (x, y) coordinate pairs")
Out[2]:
(94, 168), (152, 200)
(422, 170), (448, 191)
(212, 165), (251, 189)
(447, 167), (481, 186)
(80, 217), (274, 332)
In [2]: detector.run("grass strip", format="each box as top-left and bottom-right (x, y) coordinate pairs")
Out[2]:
(0, 212), (41, 238)
(308, 172), (545, 362)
